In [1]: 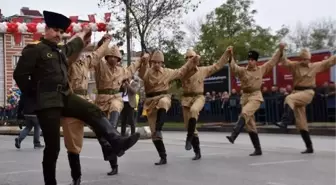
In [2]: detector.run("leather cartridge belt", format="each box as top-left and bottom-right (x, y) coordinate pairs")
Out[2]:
(242, 88), (259, 94)
(38, 83), (68, 92)
(146, 91), (168, 98)
(294, 86), (314, 91)
(73, 89), (87, 95)
(182, 92), (203, 97)
(97, 89), (120, 95)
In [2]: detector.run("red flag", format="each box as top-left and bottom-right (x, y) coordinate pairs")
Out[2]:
(88, 14), (96, 23)
(104, 13), (111, 22)
(11, 17), (23, 45)
(69, 16), (79, 23)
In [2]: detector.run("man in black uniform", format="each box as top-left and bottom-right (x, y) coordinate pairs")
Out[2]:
(13, 10), (140, 185)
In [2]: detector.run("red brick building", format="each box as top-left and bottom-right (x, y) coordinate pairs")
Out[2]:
(0, 7), (90, 105)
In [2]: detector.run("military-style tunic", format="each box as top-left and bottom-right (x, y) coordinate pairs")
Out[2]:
(14, 37), (85, 110)
(280, 55), (336, 131)
(94, 59), (141, 114)
(230, 49), (282, 132)
(181, 51), (230, 133)
(138, 58), (198, 135)
(61, 39), (110, 154)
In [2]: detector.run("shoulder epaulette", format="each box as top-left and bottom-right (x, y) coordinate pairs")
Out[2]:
(28, 41), (41, 45)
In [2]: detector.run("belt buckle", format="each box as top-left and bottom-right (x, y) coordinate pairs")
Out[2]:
(56, 84), (63, 92)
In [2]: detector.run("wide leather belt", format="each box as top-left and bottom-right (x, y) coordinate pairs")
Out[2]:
(294, 86), (314, 91)
(39, 83), (68, 92)
(73, 89), (87, 95)
(242, 88), (259, 94)
(182, 92), (203, 97)
(146, 91), (168, 98)
(97, 89), (120, 95)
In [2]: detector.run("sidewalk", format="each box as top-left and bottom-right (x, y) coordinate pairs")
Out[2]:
(0, 123), (334, 137)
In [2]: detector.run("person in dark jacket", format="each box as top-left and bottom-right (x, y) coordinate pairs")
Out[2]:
(15, 93), (44, 149)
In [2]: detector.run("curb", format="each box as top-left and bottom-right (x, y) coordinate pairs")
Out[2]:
(0, 126), (152, 139)
(163, 126), (336, 136)
(0, 126), (334, 137)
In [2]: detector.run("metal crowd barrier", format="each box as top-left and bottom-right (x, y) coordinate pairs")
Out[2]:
(137, 94), (336, 124)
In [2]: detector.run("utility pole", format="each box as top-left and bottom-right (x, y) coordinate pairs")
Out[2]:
(125, 0), (131, 66)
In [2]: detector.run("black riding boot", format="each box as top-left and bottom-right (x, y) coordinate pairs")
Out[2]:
(274, 104), (294, 130)
(107, 156), (118, 176)
(90, 117), (140, 157)
(153, 140), (167, 165)
(300, 130), (314, 154)
(42, 161), (57, 185)
(185, 118), (197, 151)
(226, 117), (245, 144)
(68, 152), (81, 185)
(191, 136), (201, 160)
(248, 132), (262, 156)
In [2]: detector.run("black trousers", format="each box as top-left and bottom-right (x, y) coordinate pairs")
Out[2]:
(36, 93), (109, 185)
(120, 102), (135, 136)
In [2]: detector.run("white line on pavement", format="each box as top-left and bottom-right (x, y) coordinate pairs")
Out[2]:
(267, 182), (288, 185)
(0, 160), (16, 164)
(249, 159), (306, 166)
(0, 169), (41, 175)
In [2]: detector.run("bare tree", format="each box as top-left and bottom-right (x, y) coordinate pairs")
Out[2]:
(98, 0), (202, 52)
(183, 16), (205, 47)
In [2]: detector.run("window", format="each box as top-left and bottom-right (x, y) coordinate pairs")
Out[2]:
(12, 56), (20, 69)
(11, 35), (25, 47)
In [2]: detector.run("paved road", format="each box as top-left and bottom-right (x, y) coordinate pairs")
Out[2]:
(0, 132), (335, 185)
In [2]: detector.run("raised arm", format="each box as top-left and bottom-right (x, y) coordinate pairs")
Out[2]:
(169, 55), (200, 81)
(260, 43), (285, 75)
(13, 45), (39, 94)
(228, 48), (245, 77)
(203, 46), (232, 77)
(124, 53), (150, 80)
(312, 55), (336, 73)
(61, 26), (92, 58)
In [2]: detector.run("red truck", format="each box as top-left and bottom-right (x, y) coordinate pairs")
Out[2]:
(229, 49), (336, 91)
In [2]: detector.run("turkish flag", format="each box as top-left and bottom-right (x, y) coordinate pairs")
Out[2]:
(69, 16), (79, 23)
(104, 13), (111, 22)
(88, 14), (96, 23)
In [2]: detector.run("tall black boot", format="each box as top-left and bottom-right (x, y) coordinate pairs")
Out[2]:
(191, 136), (201, 160)
(248, 132), (262, 156)
(185, 118), (197, 151)
(226, 117), (245, 144)
(42, 161), (57, 185)
(153, 140), (167, 165)
(67, 152), (81, 185)
(107, 156), (118, 176)
(274, 104), (294, 130)
(90, 117), (140, 157)
(109, 111), (120, 128)
(300, 130), (314, 154)
(155, 108), (166, 132)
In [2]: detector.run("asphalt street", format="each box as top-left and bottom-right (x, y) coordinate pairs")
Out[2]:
(0, 132), (335, 185)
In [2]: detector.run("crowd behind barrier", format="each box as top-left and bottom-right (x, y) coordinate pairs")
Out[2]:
(137, 93), (336, 124)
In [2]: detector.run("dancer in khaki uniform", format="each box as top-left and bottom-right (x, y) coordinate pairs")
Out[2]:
(226, 44), (285, 156)
(94, 45), (147, 174)
(61, 34), (116, 184)
(138, 50), (199, 165)
(181, 47), (232, 160)
(274, 49), (336, 154)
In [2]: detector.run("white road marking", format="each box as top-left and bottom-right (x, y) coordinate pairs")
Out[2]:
(176, 152), (233, 158)
(249, 159), (306, 166)
(267, 182), (288, 185)
(0, 169), (41, 175)
(0, 160), (16, 164)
